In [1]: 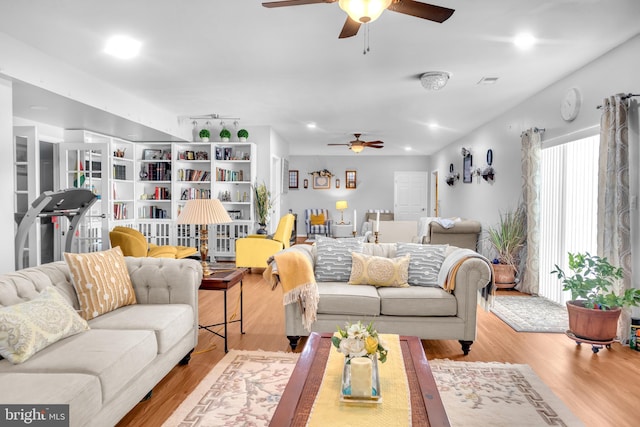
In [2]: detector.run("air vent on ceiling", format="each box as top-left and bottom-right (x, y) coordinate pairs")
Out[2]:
(477, 77), (499, 85)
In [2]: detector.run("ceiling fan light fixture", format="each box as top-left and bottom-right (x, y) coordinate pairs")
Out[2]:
(420, 71), (450, 91)
(350, 144), (365, 153)
(338, 0), (392, 24)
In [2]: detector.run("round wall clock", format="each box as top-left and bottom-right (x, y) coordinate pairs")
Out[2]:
(561, 88), (581, 122)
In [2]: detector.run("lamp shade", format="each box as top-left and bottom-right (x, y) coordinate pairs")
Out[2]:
(177, 199), (232, 225)
(338, 0), (392, 23)
(350, 144), (365, 153)
(336, 200), (348, 210)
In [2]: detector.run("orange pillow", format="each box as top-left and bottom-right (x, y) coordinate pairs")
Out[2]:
(310, 214), (325, 225)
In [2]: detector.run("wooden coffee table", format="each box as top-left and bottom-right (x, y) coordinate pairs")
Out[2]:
(270, 332), (450, 427)
(199, 267), (247, 353)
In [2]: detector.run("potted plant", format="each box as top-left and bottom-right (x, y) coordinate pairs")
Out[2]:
(486, 205), (526, 288)
(219, 128), (231, 142)
(199, 129), (210, 142)
(552, 252), (640, 341)
(237, 129), (249, 141)
(253, 182), (272, 234)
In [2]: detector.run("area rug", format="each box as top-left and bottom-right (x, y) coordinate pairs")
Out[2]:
(491, 295), (569, 333)
(429, 360), (583, 427)
(163, 351), (584, 427)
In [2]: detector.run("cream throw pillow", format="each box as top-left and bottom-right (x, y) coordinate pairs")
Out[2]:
(0, 286), (89, 364)
(349, 252), (410, 287)
(64, 246), (137, 320)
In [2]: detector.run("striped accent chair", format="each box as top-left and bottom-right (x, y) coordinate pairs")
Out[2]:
(305, 208), (331, 238)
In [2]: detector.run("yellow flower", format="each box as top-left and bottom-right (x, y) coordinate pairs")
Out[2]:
(365, 336), (378, 355)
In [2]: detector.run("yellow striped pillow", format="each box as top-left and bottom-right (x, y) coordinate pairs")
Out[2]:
(64, 247), (137, 320)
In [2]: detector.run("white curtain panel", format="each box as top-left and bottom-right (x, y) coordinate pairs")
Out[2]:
(597, 94), (631, 340)
(518, 129), (542, 295)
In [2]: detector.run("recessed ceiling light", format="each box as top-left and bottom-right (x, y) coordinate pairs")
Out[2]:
(514, 33), (536, 50)
(427, 122), (439, 129)
(306, 122), (317, 129)
(29, 105), (48, 110)
(404, 146), (412, 151)
(104, 35), (142, 59)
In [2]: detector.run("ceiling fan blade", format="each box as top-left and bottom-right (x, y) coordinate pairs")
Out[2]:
(262, 0), (335, 8)
(363, 140), (384, 145)
(339, 17), (361, 38)
(368, 145), (384, 149)
(327, 143), (350, 146)
(388, 0), (454, 23)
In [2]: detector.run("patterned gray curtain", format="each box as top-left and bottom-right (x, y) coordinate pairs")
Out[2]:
(597, 94), (631, 340)
(518, 128), (542, 294)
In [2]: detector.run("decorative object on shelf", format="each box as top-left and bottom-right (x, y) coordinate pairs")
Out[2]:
(114, 148), (126, 158)
(446, 163), (459, 186)
(220, 128), (231, 142)
(333, 321), (387, 401)
(482, 149), (495, 181)
(288, 170), (299, 189)
(487, 205), (526, 288)
(176, 198), (232, 275)
(552, 252), (640, 346)
(335, 178), (340, 188)
(309, 169), (333, 189)
(345, 170), (357, 189)
(199, 129), (210, 142)
(303, 179), (309, 189)
(462, 148), (473, 183)
(254, 182), (273, 234)
(237, 129), (249, 141)
(142, 149), (163, 160)
(336, 200), (348, 224)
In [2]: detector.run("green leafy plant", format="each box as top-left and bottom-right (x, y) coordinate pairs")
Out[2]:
(551, 252), (640, 310)
(219, 128), (231, 139)
(486, 204), (526, 266)
(237, 129), (249, 139)
(253, 182), (272, 225)
(198, 129), (210, 139)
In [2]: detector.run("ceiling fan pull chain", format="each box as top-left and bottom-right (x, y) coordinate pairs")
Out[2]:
(363, 24), (371, 55)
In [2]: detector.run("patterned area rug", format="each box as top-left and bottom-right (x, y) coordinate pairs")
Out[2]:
(163, 351), (584, 427)
(491, 295), (569, 333)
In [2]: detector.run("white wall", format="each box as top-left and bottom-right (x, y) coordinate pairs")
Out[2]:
(430, 34), (640, 287)
(287, 155), (428, 236)
(0, 77), (16, 273)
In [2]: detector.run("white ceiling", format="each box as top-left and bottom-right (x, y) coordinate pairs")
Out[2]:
(3, 0), (640, 155)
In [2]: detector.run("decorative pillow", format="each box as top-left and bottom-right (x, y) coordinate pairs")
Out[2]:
(395, 243), (447, 287)
(0, 287), (89, 364)
(64, 246), (137, 320)
(310, 214), (326, 225)
(349, 252), (410, 288)
(315, 237), (363, 282)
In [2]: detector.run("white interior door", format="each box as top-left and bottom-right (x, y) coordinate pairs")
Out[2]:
(394, 171), (428, 220)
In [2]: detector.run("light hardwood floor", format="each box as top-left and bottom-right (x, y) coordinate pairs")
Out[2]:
(117, 270), (640, 427)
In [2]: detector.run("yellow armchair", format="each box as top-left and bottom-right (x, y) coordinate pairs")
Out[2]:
(109, 226), (197, 259)
(235, 214), (295, 269)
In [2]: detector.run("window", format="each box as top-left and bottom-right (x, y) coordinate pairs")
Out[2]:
(539, 135), (599, 305)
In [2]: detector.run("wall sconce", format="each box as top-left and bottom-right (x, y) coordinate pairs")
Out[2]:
(446, 163), (459, 186)
(461, 147), (471, 158)
(482, 149), (495, 181)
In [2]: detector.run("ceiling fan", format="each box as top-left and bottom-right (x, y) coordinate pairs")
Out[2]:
(328, 133), (384, 153)
(262, 0), (454, 39)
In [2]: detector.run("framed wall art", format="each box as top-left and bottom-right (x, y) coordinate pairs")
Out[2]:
(463, 155), (473, 183)
(345, 170), (357, 189)
(312, 173), (331, 189)
(288, 170), (299, 189)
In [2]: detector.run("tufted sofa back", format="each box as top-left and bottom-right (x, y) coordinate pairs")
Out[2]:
(0, 262), (78, 310)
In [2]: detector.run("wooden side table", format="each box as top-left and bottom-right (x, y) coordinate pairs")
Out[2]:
(199, 268), (247, 352)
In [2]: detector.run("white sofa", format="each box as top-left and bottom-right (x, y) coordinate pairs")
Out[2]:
(279, 243), (492, 355)
(0, 257), (202, 427)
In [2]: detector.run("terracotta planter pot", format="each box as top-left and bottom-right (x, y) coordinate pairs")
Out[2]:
(566, 300), (621, 341)
(492, 264), (516, 288)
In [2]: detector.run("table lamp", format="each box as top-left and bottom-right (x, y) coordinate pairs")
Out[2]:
(177, 198), (232, 275)
(336, 200), (348, 224)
